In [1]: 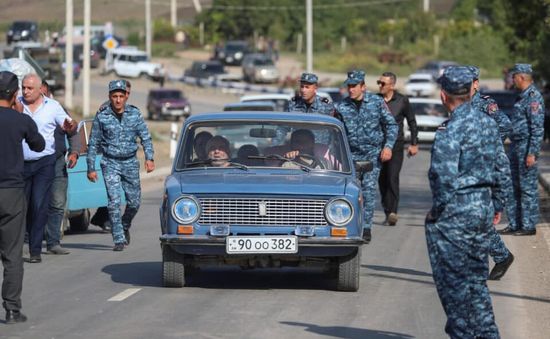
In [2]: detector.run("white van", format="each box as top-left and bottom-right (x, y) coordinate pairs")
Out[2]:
(104, 47), (165, 81)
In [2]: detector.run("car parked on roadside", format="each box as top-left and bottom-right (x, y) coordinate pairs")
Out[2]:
(159, 112), (372, 291)
(404, 73), (438, 98)
(147, 88), (191, 121)
(416, 60), (458, 80)
(103, 46), (165, 82)
(242, 53), (279, 83)
(183, 60), (227, 80)
(6, 21), (39, 45)
(404, 97), (448, 143)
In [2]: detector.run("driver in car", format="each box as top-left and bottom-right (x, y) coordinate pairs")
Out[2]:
(206, 135), (231, 167)
(283, 129), (325, 169)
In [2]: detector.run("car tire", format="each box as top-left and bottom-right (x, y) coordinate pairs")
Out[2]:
(335, 247), (361, 292)
(162, 245), (185, 287)
(69, 209), (90, 233)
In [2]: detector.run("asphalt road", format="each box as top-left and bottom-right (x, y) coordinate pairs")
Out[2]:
(2, 147), (549, 339)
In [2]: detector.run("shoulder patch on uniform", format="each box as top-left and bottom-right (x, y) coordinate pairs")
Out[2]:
(321, 97), (330, 103)
(487, 102), (498, 114)
(531, 102), (540, 114)
(481, 94), (491, 100)
(529, 90), (536, 97)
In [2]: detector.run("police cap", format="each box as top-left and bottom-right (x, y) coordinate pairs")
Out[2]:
(510, 63), (532, 75)
(344, 70), (365, 85)
(108, 79), (127, 93)
(300, 72), (318, 84)
(437, 66), (473, 95)
(0, 71), (19, 96)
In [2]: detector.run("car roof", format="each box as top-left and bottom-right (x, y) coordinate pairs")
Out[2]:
(240, 93), (293, 101)
(194, 60), (223, 65)
(110, 47), (147, 56)
(408, 73), (434, 80)
(409, 97), (442, 104)
(185, 111), (343, 125)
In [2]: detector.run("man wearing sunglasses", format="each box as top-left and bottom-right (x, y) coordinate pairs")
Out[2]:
(335, 70), (398, 243)
(376, 72), (418, 226)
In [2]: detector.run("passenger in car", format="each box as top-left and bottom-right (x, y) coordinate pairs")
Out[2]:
(236, 144), (262, 166)
(193, 131), (213, 161)
(206, 135), (231, 167)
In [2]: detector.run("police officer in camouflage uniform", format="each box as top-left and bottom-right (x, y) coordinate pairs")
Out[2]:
(87, 80), (155, 251)
(287, 72), (335, 115)
(335, 70), (397, 243)
(468, 65), (515, 280)
(426, 66), (510, 339)
(498, 64), (545, 236)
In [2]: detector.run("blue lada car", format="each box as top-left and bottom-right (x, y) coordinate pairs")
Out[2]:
(159, 112), (371, 291)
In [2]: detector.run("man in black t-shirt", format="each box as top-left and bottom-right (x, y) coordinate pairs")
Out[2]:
(0, 71), (45, 324)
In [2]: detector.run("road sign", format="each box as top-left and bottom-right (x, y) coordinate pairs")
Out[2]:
(102, 36), (119, 51)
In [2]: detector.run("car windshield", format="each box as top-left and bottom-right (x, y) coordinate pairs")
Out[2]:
(12, 22), (33, 30)
(176, 120), (350, 172)
(128, 55), (148, 62)
(408, 78), (432, 83)
(411, 102), (448, 118)
(153, 91), (182, 99)
(204, 64), (224, 73)
(253, 58), (274, 66)
(225, 44), (247, 52)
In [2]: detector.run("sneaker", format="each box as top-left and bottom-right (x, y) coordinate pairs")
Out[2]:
(113, 243), (125, 252)
(46, 245), (70, 255)
(362, 229), (372, 243)
(488, 253), (514, 280)
(24, 255), (42, 263)
(387, 213), (398, 226)
(5, 310), (27, 324)
(124, 228), (130, 245)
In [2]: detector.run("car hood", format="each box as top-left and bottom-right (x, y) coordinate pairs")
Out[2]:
(415, 115), (447, 126)
(171, 171), (348, 196)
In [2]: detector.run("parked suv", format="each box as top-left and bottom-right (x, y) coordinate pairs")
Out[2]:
(104, 47), (165, 81)
(159, 112), (373, 291)
(6, 21), (39, 45)
(146, 88), (191, 121)
(242, 53), (279, 83)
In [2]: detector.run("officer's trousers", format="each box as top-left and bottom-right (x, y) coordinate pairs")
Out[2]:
(378, 143), (404, 216)
(488, 224), (510, 264)
(425, 190), (500, 339)
(506, 139), (539, 231)
(0, 188), (26, 312)
(360, 158), (381, 230)
(101, 156), (141, 244)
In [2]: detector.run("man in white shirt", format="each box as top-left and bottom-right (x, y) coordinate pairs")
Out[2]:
(19, 74), (75, 263)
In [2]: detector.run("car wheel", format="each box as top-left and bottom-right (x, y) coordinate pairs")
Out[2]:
(69, 209), (90, 233)
(162, 245), (185, 287)
(335, 247), (361, 292)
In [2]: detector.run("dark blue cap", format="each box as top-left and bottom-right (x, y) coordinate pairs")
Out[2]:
(108, 79), (127, 93)
(466, 65), (480, 80)
(510, 63), (532, 75)
(0, 71), (18, 94)
(300, 72), (318, 84)
(437, 66), (473, 95)
(344, 70), (365, 85)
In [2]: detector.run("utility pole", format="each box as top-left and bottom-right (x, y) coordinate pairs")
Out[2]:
(171, 0), (177, 27)
(423, 0), (429, 12)
(306, 0), (312, 73)
(145, 0), (152, 58)
(64, 0), (73, 109)
(192, 0), (202, 13)
(83, 0), (90, 117)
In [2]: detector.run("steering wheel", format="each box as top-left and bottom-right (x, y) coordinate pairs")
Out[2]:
(294, 153), (327, 169)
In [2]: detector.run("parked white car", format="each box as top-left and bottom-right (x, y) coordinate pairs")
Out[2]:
(404, 97), (448, 143)
(104, 47), (165, 81)
(240, 92), (332, 111)
(404, 73), (438, 97)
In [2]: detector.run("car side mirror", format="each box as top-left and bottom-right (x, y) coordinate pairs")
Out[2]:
(355, 161), (373, 174)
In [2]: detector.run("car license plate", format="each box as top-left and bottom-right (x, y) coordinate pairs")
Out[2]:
(226, 236), (297, 254)
(168, 110), (183, 116)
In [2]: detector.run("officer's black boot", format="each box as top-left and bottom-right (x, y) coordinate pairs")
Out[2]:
(362, 229), (372, 243)
(488, 253), (514, 280)
(5, 310), (27, 324)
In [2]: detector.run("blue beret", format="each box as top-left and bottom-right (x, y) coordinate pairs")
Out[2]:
(300, 72), (318, 84)
(437, 66), (473, 95)
(466, 65), (480, 80)
(344, 70), (365, 85)
(510, 63), (532, 75)
(108, 79), (127, 93)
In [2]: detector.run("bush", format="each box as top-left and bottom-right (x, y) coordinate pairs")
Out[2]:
(154, 19), (175, 42)
(152, 42), (176, 58)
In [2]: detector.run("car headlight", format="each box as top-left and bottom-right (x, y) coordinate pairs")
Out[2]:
(21, 30), (29, 37)
(325, 198), (353, 226)
(235, 52), (243, 59)
(171, 196), (201, 224)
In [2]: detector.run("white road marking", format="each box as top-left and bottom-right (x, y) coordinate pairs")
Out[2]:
(108, 288), (141, 301)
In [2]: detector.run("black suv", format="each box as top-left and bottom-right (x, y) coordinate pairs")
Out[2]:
(7, 21), (39, 45)
(184, 60), (226, 80)
(218, 40), (251, 66)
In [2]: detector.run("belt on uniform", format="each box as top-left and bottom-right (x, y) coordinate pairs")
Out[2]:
(102, 153), (136, 161)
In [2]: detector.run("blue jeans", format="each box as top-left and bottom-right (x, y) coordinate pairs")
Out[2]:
(45, 155), (68, 249)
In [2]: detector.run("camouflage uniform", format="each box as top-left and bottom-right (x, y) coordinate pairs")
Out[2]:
(469, 65), (513, 265)
(426, 67), (508, 338)
(335, 70), (397, 231)
(87, 80), (154, 245)
(505, 64), (545, 233)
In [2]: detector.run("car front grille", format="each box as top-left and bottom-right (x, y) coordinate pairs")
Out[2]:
(198, 197), (328, 226)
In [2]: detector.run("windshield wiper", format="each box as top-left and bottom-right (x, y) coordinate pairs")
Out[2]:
(227, 161), (248, 171)
(185, 159), (248, 171)
(250, 154), (311, 172)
